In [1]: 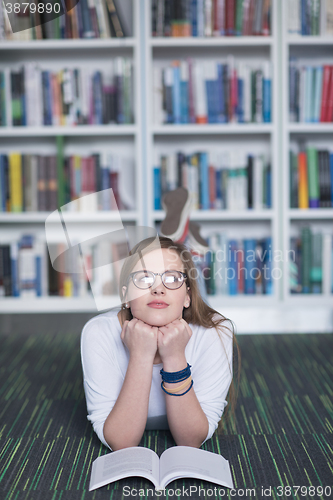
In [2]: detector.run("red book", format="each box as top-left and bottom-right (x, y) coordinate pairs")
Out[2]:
(237, 247), (245, 294)
(81, 157), (89, 193)
(225, 0), (235, 35)
(110, 171), (121, 210)
(247, 0), (256, 35)
(326, 66), (333, 123)
(209, 165), (216, 208)
(320, 65), (331, 122)
(87, 157), (96, 193)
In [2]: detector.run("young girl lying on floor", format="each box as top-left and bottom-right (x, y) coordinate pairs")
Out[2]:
(81, 236), (238, 450)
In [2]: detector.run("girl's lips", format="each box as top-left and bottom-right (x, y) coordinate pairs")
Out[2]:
(147, 301), (168, 309)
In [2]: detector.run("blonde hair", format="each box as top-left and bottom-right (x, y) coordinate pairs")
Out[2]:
(118, 236), (240, 428)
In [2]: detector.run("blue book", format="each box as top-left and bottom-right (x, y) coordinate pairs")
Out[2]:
(153, 167), (161, 210)
(35, 254), (42, 297)
(191, 0), (198, 36)
(263, 78), (271, 123)
(199, 152), (209, 209)
(243, 239), (256, 294)
(206, 80), (215, 123)
(93, 72), (103, 125)
(305, 66), (313, 123)
(301, 0), (308, 35)
(266, 166), (272, 208)
(330, 153), (333, 207)
(41, 71), (52, 125)
(172, 66), (181, 124)
(237, 77), (244, 123)
(80, 0), (94, 38)
(228, 239), (238, 296)
(10, 242), (19, 297)
(217, 64), (226, 123)
(215, 169), (222, 208)
(262, 237), (273, 295)
(180, 78), (189, 124)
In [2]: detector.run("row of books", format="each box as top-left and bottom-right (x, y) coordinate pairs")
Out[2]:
(290, 147), (333, 209)
(288, 0), (333, 36)
(0, 59), (133, 127)
(0, 234), (128, 298)
(154, 151), (271, 210)
(201, 234), (273, 295)
(0, 150), (135, 213)
(0, 0), (129, 40)
(153, 58), (272, 125)
(289, 61), (333, 123)
(290, 228), (333, 294)
(152, 0), (271, 37)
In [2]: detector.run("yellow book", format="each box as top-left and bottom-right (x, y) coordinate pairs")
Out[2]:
(63, 276), (73, 297)
(298, 152), (309, 209)
(9, 153), (23, 212)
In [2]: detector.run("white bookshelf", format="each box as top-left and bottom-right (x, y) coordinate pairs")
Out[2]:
(145, 0), (280, 307)
(1, 1), (333, 331)
(0, 0), (143, 313)
(281, 0), (333, 305)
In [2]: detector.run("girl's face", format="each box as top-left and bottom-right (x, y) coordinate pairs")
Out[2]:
(124, 248), (190, 327)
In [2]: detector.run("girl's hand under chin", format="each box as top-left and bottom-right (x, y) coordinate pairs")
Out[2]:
(157, 319), (192, 366)
(121, 318), (158, 363)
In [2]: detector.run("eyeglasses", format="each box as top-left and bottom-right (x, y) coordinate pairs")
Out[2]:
(128, 270), (187, 290)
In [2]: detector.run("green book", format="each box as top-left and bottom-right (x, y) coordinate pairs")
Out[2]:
(301, 227), (312, 293)
(306, 147), (319, 208)
(235, 0), (244, 36)
(310, 232), (322, 293)
(56, 135), (65, 209)
(289, 150), (298, 208)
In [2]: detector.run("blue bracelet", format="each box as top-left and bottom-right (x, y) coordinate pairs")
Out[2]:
(161, 379), (193, 396)
(160, 363), (191, 383)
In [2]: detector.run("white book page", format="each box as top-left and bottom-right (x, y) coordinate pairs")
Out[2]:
(159, 446), (234, 490)
(89, 447), (160, 491)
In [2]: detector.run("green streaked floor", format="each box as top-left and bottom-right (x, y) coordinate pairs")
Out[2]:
(0, 328), (332, 500)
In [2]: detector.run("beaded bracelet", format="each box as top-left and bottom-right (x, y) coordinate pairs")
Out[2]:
(160, 363), (191, 384)
(161, 379), (193, 397)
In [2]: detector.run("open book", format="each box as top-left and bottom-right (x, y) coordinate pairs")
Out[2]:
(89, 446), (234, 491)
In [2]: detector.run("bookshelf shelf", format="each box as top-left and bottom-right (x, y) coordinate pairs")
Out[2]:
(153, 210), (274, 221)
(287, 209), (333, 220)
(0, 126), (138, 137)
(0, 296), (120, 313)
(150, 36), (274, 48)
(0, 39), (136, 50)
(0, 211), (139, 223)
(287, 36), (333, 46)
(152, 124), (274, 135)
(288, 124), (333, 133)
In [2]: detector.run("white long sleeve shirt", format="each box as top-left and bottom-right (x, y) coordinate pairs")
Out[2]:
(80, 308), (233, 449)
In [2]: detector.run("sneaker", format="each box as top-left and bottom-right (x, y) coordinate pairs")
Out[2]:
(160, 187), (192, 242)
(188, 221), (209, 256)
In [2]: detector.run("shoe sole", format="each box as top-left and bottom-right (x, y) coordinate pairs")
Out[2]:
(160, 188), (192, 241)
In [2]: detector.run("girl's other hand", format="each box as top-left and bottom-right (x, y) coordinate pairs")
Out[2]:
(121, 318), (158, 363)
(157, 319), (192, 366)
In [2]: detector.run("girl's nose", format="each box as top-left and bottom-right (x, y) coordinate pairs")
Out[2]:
(151, 275), (165, 294)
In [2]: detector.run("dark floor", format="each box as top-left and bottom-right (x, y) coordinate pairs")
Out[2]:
(0, 314), (332, 500)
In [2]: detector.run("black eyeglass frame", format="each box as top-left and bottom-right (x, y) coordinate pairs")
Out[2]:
(128, 270), (187, 290)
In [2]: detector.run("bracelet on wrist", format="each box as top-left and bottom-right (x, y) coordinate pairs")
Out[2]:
(160, 363), (191, 383)
(161, 379), (193, 397)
